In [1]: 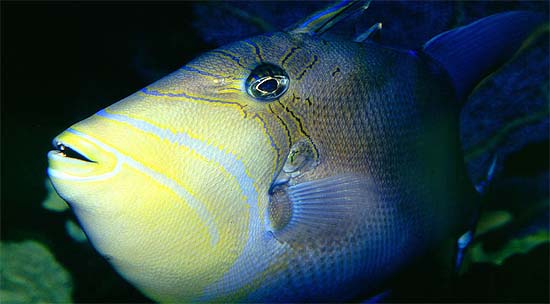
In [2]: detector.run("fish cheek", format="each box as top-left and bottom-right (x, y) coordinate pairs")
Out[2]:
(81, 161), (250, 301)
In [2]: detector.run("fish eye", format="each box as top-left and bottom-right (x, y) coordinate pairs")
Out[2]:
(246, 64), (289, 101)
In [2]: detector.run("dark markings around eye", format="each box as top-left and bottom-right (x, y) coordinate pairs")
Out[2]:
(244, 39), (264, 63)
(252, 113), (282, 181)
(240, 104), (249, 119)
(276, 100), (319, 159)
(291, 93), (312, 107)
(140, 87), (248, 118)
(331, 67), (341, 77)
(218, 87), (242, 93)
(211, 50), (247, 68)
(141, 87), (243, 107)
(296, 55), (319, 80)
(268, 104), (293, 149)
(281, 46), (302, 67)
(181, 66), (224, 79)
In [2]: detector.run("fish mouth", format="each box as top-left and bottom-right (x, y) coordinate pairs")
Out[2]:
(48, 129), (119, 180)
(53, 142), (96, 163)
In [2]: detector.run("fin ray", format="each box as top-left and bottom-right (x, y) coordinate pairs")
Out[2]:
(289, 0), (372, 35)
(270, 174), (375, 244)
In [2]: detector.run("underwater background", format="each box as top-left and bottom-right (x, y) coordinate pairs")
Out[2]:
(1, 1), (548, 302)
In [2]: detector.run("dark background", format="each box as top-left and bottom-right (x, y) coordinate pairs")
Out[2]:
(2, 1), (548, 302)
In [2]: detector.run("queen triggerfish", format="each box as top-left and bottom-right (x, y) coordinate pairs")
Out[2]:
(47, 1), (545, 302)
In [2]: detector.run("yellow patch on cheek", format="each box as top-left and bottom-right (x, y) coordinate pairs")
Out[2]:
(62, 92), (288, 299)
(64, 117), (257, 300)
(74, 160), (252, 300)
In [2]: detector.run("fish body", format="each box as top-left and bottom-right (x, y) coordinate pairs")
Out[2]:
(47, 3), (543, 302)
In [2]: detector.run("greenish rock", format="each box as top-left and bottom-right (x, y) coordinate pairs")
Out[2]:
(42, 179), (69, 212)
(65, 220), (88, 243)
(0, 240), (73, 303)
(474, 210), (513, 236)
(469, 229), (549, 266)
(462, 198), (550, 272)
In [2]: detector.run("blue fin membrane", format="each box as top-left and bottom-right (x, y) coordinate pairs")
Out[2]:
(423, 11), (546, 102)
(269, 174), (374, 244)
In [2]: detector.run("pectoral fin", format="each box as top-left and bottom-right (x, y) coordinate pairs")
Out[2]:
(268, 174), (374, 244)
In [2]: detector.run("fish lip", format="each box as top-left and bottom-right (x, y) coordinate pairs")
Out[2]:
(47, 129), (119, 180)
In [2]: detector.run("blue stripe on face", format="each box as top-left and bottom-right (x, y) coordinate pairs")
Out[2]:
(95, 109), (287, 298)
(63, 128), (221, 246)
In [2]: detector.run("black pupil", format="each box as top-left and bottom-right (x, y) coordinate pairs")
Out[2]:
(246, 63), (289, 101)
(258, 78), (278, 93)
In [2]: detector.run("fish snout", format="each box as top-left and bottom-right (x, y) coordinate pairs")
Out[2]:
(47, 129), (119, 181)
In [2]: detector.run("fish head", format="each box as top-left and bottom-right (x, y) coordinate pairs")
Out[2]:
(47, 32), (340, 301)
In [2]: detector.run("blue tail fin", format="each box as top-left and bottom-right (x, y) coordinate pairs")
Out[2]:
(423, 11), (546, 102)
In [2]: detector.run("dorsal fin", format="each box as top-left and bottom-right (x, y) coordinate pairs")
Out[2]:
(288, 0), (371, 35)
(354, 22), (382, 42)
(423, 11), (546, 102)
